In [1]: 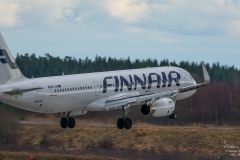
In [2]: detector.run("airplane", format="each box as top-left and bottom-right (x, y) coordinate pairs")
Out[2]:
(0, 33), (210, 129)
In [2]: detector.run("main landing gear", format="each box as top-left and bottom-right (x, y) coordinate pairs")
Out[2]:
(60, 113), (75, 129)
(117, 105), (132, 129)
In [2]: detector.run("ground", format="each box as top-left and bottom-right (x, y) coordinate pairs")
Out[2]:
(0, 113), (240, 159)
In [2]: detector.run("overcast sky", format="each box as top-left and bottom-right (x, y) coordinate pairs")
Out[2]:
(1, 0), (240, 68)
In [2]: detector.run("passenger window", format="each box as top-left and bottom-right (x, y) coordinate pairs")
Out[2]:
(78, 87), (79, 90)
(57, 89), (59, 92)
(88, 86), (90, 89)
(73, 88), (74, 91)
(80, 87), (82, 90)
(65, 88), (67, 91)
(55, 89), (56, 92)
(82, 87), (84, 90)
(70, 88), (72, 91)
(85, 86), (87, 89)
(90, 86), (92, 89)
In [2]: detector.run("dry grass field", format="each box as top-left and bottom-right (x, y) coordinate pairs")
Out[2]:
(1, 112), (240, 159)
(17, 125), (240, 154)
(0, 152), (120, 160)
(1, 123), (240, 159)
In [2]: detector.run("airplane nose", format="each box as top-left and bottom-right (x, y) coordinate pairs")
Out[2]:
(189, 74), (196, 86)
(193, 79), (197, 85)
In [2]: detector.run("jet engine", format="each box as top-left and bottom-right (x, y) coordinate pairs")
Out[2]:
(141, 98), (175, 117)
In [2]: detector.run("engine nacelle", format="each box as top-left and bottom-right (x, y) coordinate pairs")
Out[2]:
(150, 98), (175, 117)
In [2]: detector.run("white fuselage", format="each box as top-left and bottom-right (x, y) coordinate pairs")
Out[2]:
(0, 66), (196, 113)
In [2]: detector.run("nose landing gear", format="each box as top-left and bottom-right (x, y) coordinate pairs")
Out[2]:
(169, 113), (177, 119)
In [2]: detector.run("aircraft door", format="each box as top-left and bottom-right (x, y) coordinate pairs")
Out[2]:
(93, 81), (100, 96)
(33, 83), (43, 102)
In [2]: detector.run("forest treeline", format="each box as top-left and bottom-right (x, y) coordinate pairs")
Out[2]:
(5, 53), (240, 124)
(16, 53), (240, 84)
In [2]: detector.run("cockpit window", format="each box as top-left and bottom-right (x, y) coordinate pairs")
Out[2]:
(189, 75), (194, 80)
(0, 58), (7, 64)
(0, 49), (5, 56)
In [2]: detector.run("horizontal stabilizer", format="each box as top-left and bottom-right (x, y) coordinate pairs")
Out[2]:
(4, 87), (43, 95)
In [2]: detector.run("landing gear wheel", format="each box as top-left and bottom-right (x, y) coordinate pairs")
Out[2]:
(124, 118), (132, 129)
(67, 117), (75, 128)
(171, 113), (177, 119)
(117, 118), (124, 129)
(117, 105), (133, 129)
(60, 117), (67, 128)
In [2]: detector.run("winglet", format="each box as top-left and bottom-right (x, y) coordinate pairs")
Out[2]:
(201, 61), (210, 84)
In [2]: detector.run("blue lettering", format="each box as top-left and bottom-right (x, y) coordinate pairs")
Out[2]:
(161, 72), (167, 88)
(102, 76), (113, 93)
(148, 73), (161, 89)
(168, 71), (181, 87)
(134, 74), (146, 90)
(120, 75), (133, 91)
(114, 76), (119, 92)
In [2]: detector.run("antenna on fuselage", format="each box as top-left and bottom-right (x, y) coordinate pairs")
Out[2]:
(62, 72), (64, 76)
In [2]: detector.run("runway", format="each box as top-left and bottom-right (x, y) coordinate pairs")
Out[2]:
(18, 120), (240, 130)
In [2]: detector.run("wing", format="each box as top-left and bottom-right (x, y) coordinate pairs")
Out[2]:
(104, 90), (177, 110)
(4, 87), (43, 95)
(104, 61), (210, 110)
